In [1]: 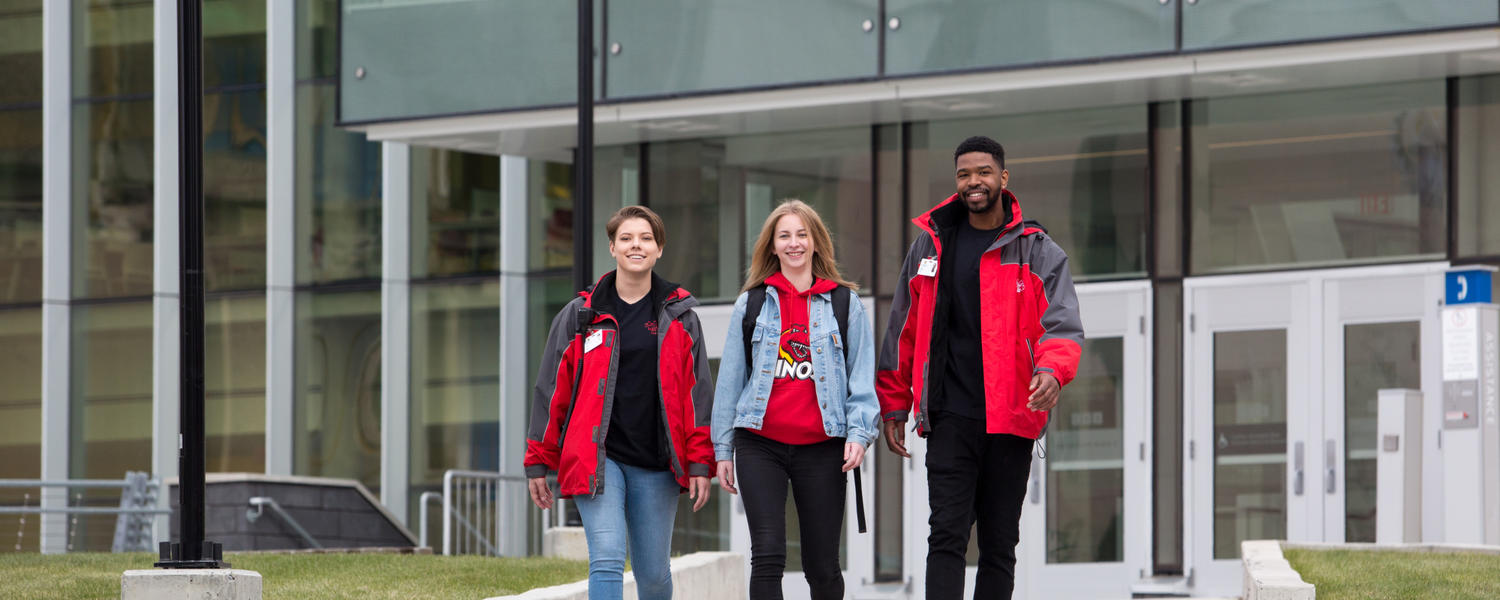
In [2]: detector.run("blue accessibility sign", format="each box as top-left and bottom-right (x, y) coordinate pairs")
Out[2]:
(1447, 267), (1496, 305)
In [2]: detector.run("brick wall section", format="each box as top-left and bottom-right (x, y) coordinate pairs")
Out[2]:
(169, 478), (415, 551)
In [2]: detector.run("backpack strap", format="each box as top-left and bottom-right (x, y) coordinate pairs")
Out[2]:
(832, 285), (851, 367)
(744, 283), (852, 371)
(741, 285), (768, 377)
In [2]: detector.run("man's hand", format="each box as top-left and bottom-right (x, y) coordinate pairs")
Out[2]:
(689, 476), (712, 512)
(842, 442), (866, 472)
(527, 477), (553, 510)
(716, 460), (737, 495)
(1027, 373), (1060, 411)
(883, 419), (910, 458)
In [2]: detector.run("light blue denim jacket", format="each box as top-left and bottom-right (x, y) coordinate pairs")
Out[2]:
(711, 287), (880, 461)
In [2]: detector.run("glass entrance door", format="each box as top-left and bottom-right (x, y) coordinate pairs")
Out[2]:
(1015, 282), (1152, 599)
(1186, 279), (1311, 597)
(1319, 268), (1442, 544)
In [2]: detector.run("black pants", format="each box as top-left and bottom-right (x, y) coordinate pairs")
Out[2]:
(925, 413), (1034, 600)
(734, 429), (846, 600)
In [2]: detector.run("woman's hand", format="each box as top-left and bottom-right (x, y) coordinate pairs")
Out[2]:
(842, 442), (866, 472)
(716, 461), (737, 495)
(689, 476), (712, 512)
(527, 477), (554, 510)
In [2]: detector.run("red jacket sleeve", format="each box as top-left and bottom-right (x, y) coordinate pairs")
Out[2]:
(524, 299), (581, 478)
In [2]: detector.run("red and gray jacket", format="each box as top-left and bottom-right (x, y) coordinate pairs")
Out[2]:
(877, 190), (1084, 439)
(524, 271), (716, 497)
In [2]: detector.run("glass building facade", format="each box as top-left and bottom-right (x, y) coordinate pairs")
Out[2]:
(5, 2), (1500, 598)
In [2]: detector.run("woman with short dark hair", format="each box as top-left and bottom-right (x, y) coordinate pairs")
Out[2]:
(525, 205), (715, 600)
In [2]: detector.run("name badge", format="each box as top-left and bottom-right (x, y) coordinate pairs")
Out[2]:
(583, 329), (604, 353)
(917, 257), (938, 277)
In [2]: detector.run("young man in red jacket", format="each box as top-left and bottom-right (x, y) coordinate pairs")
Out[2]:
(877, 136), (1084, 599)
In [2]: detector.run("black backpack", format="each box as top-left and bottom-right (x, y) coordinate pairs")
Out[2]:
(741, 284), (852, 371)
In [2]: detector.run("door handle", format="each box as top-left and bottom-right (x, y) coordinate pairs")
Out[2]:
(1325, 439), (1337, 494)
(1293, 441), (1304, 496)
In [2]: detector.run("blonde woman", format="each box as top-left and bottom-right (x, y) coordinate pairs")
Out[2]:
(711, 200), (879, 600)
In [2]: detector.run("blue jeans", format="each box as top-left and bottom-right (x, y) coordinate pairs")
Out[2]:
(572, 457), (681, 600)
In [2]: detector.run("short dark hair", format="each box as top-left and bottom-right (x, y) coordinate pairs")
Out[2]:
(605, 205), (666, 247)
(954, 136), (1005, 170)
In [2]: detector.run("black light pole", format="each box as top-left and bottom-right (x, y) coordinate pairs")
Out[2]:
(155, 0), (225, 569)
(573, 0), (593, 292)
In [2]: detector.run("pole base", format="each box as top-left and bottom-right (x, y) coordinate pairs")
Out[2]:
(154, 541), (231, 569)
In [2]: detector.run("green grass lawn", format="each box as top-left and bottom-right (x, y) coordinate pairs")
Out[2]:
(1284, 548), (1500, 600)
(0, 552), (588, 600)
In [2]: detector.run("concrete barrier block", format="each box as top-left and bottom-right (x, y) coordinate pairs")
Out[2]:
(485, 551), (745, 600)
(542, 526), (589, 561)
(122, 569), (263, 600)
(1240, 540), (1315, 600)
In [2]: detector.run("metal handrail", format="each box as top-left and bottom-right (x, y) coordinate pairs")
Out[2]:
(245, 496), (323, 549)
(418, 491), (441, 549)
(0, 479), (160, 489)
(0, 507), (169, 515)
(440, 470), (531, 556)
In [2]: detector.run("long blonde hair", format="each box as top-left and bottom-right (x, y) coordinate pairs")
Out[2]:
(742, 200), (860, 293)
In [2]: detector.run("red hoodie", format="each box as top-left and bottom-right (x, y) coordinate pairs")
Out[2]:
(757, 272), (838, 445)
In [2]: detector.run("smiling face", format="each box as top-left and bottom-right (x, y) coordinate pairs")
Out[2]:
(608, 217), (662, 275)
(955, 151), (1009, 215)
(773, 213), (814, 272)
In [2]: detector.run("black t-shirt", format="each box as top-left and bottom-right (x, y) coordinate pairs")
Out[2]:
(604, 287), (668, 471)
(936, 220), (1002, 420)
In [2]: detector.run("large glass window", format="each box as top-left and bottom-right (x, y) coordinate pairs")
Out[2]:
(1456, 75), (1500, 259)
(0, 2), (43, 305)
(204, 88), (268, 292)
(71, 1), (154, 300)
(410, 149), (499, 279)
(71, 98), (154, 299)
(408, 280), (500, 526)
(296, 0), (380, 285)
(295, 83), (381, 284)
(913, 106), (1149, 281)
(0, 308), (41, 552)
(205, 294), (267, 473)
(293, 290), (382, 493)
(70, 300), (153, 551)
(1189, 81), (1447, 274)
(204, 0), (267, 292)
(648, 128), (874, 302)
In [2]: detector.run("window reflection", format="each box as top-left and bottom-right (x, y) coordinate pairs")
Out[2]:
(204, 89), (268, 291)
(1047, 337), (1124, 564)
(70, 300), (153, 551)
(72, 99), (154, 299)
(294, 289), (382, 494)
(1212, 329), (1287, 560)
(0, 308), (41, 552)
(205, 294), (267, 473)
(411, 149), (499, 278)
(1456, 75), (1500, 258)
(1343, 322), (1419, 543)
(1190, 82), (1446, 273)
(648, 128), (874, 302)
(914, 106), (1150, 281)
(0, 108), (43, 304)
(295, 83), (382, 284)
(72, 0), (153, 98)
(408, 280), (500, 527)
